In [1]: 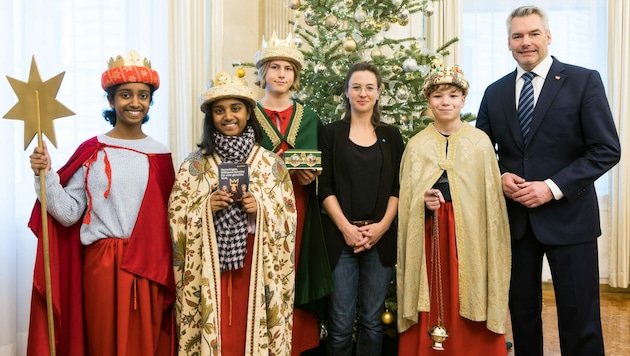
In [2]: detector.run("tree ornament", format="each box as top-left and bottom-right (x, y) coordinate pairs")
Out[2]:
(391, 14), (399, 23)
(396, 86), (409, 101)
(382, 310), (394, 325)
(287, 0), (301, 10)
(392, 0), (403, 7)
(424, 4), (435, 16)
(304, 7), (315, 19)
(402, 58), (418, 72)
(398, 8), (410, 21)
(354, 8), (367, 23)
(293, 36), (304, 48)
(236, 67), (246, 78)
(399, 18), (409, 26)
(344, 0), (353, 6)
(314, 63), (327, 74)
(343, 37), (357, 52)
(304, 17), (316, 26)
(375, 22), (382, 31)
(382, 21), (391, 32)
(325, 13), (339, 28)
(371, 48), (383, 58)
(364, 17), (376, 29)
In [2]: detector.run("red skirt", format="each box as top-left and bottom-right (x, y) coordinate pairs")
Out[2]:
(220, 234), (255, 355)
(398, 203), (507, 356)
(83, 238), (172, 356)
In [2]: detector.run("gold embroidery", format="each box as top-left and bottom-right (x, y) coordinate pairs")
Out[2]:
(255, 108), (281, 150)
(285, 103), (304, 147)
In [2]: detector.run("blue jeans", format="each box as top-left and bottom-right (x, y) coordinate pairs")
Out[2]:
(326, 246), (392, 356)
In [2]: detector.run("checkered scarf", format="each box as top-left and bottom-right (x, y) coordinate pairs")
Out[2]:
(213, 126), (255, 271)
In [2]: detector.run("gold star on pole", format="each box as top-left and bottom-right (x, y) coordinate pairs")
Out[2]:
(3, 56), (75, 150)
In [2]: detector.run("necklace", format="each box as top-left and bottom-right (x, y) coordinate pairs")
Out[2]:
(427, 210), (448, 350)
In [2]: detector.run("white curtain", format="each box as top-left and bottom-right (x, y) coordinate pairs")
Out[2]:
(424, 0), (462, 67)
(167, 0), (221, 164)
(607, 0), (630, 288)
(0, 1), (168, 355)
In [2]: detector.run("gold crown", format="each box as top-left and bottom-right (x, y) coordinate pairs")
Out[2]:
(229, 178), (240, 185)
(199, 70), (257, 113)
(254, 31), (305, 70)
(421, 58), (469, 97)
(107, 50), (153, 69)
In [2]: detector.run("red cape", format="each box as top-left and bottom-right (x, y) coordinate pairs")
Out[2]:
(27, 136), (176, 355)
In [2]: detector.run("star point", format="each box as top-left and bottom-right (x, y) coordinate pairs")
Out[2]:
(3, 56), (75, 150)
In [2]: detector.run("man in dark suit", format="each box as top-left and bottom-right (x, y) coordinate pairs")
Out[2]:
(476, 5), (621, 356)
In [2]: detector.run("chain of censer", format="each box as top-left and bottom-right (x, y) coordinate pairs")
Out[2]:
(428, 209), (446, 330)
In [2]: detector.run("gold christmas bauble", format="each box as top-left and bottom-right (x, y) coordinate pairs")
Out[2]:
(399, 18), (409, 26)
(365, 17), (376, 29)
(236, 68), (246, 78)
(343, 37), (357, 52)
(370, 48), (383, 58)
(325, 14), (338, 28)
(287, 0), (301, 10)
(381, 310), (394, 325)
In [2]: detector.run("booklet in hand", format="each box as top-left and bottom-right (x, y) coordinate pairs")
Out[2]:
(218, 162), (249, 205)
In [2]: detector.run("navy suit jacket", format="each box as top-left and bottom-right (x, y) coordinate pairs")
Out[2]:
(477, 57), (620, 245)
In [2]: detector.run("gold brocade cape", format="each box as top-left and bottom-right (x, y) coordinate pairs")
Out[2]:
(397, 123), (511, 334)
(169, 145), (297, 355)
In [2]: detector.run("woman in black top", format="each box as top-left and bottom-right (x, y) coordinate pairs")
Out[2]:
(319, 62), (404, 355)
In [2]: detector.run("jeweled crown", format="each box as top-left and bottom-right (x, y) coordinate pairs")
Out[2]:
(421, 58), (469, 97)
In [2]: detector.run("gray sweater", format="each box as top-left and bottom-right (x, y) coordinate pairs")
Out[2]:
(35, 134), (170, 245)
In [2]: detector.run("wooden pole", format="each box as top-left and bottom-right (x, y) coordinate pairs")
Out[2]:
(36, 90), (57, 356)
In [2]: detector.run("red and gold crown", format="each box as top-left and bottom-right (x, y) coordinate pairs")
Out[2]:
(101, 50), (160, 90)
(421, 58), (469, 97)
(199, 70), (256, 113)
(254, 31), (305, 70)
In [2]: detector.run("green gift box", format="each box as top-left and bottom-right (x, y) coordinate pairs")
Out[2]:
(283, 149), (322, 170)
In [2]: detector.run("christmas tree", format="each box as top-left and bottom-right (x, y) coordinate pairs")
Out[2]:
(286, 0), (459, 142)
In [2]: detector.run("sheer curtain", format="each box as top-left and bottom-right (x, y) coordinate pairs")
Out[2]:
(167, 0), (220, 164)
(607, 0), (630, 288)
(0, 1), (168, 355)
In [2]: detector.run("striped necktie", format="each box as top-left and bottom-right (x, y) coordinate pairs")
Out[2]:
(518, 72), (535, 143)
